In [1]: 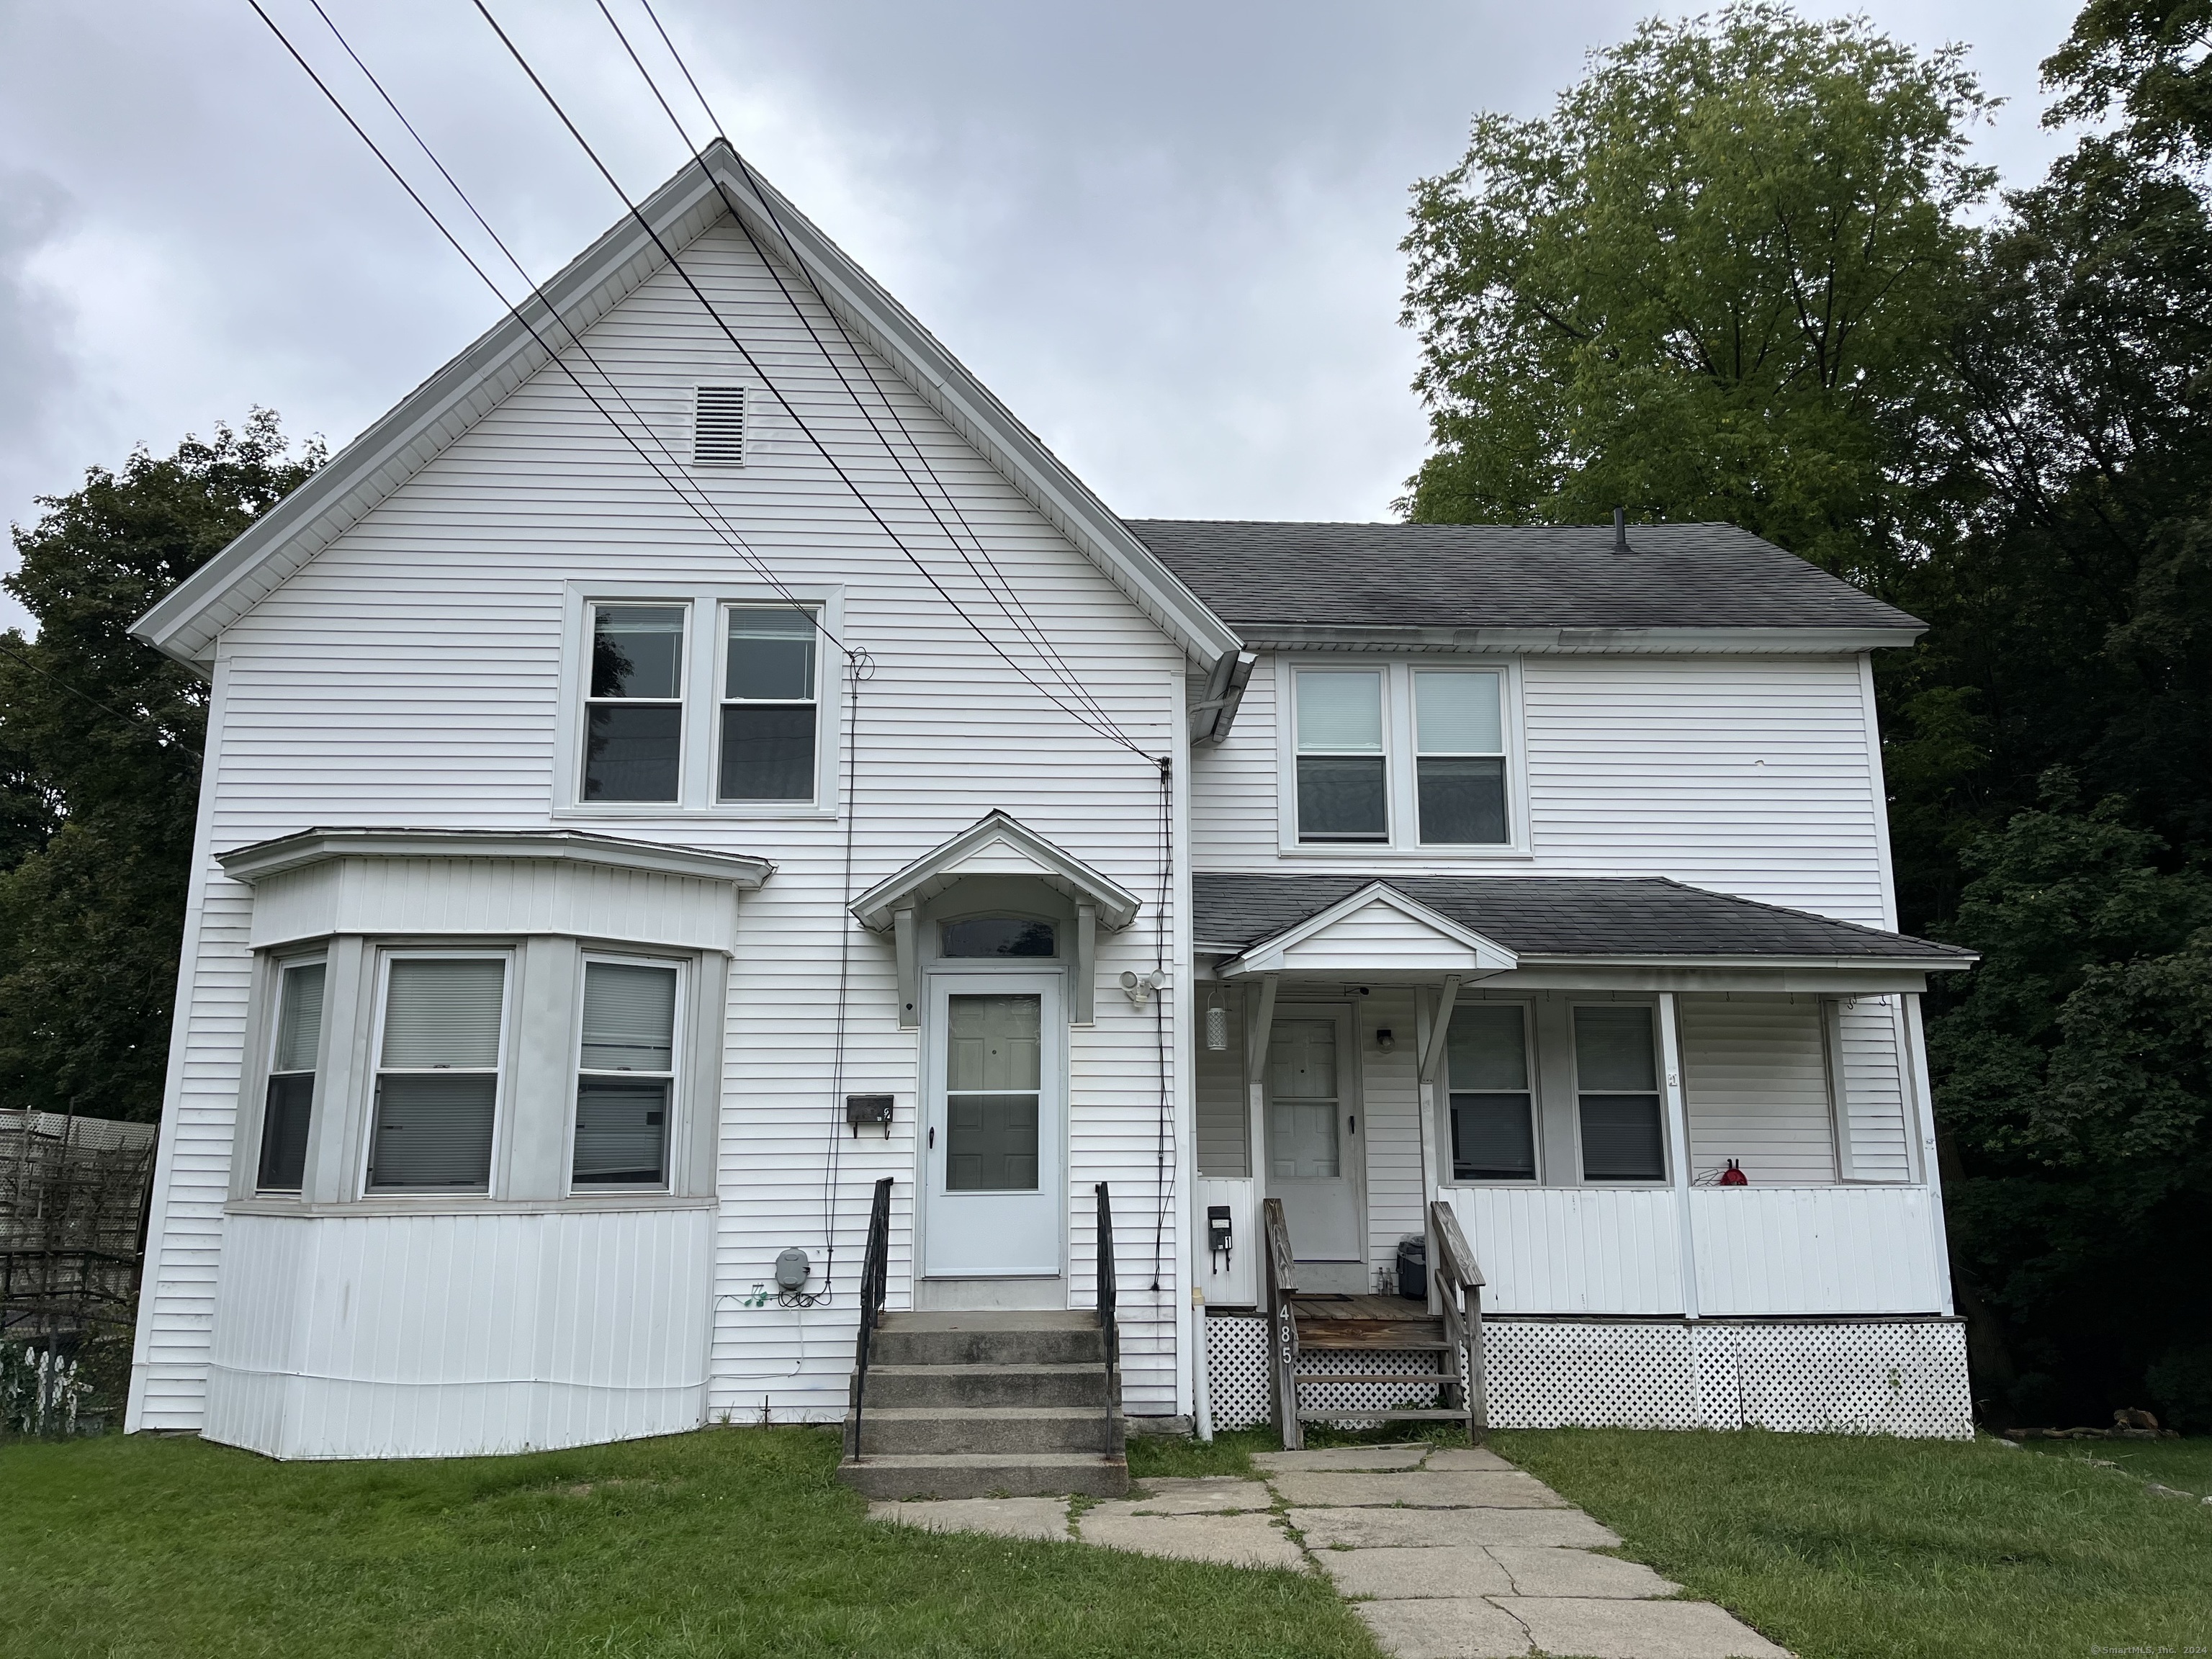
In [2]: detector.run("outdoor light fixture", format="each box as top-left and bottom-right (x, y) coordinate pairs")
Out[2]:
(1120, 969), (1164, 1009)
(1375, 1028), (1396, 1053)
(1205, 991), (1229, 1051)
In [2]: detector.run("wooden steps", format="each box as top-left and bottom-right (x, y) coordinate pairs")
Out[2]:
(1261, 1200), (1490, 1449)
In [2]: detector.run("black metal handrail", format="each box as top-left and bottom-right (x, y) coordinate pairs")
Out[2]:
(1094, 1182), (1118, 1452)
(848, 1176), (894, 1463)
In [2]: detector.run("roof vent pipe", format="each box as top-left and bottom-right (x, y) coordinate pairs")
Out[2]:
(1612, 506), (1631, 554)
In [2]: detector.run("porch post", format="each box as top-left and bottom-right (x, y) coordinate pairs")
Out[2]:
(1658, 990), (1699, 1319)
(1901, 992), (1957, 1317)
(1244, 975), (1278, 1195)
(1418, 976), (1462, 1317)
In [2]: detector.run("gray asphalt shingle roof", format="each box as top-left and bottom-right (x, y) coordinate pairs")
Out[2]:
(1192, 873), (1971, 963)
(1125, 519), (1923, 633)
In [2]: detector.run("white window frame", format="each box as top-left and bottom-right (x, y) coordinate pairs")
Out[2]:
(716, 601), (824, 806)
(360, 947), (515, 1200)
(565, 952), (687, 1195)
(579, 598), (693, 809)
(1566, 997), (1671, 1187)
(1274, 656), (1530, 858)
(1439, 998), (1542, 1186)
(554, 581), (844, 819)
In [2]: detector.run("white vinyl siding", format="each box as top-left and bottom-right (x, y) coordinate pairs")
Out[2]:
(1195, 652), (1892, 922)
(1677, 994), (1838, 1185)
(1836, 997), (1915, 1182)
(134, 216), (1192, 1436)
(1195, 994), (1248, 1177)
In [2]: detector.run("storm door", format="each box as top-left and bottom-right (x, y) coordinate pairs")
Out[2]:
(1264, 1007), (1364, 1266)
(922, 971), (1064, 1278)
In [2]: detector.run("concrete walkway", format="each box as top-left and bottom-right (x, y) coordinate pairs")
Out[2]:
(868, 1442), (1789, 1659)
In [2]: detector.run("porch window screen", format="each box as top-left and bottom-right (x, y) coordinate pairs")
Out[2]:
(574, 961), (678, 1187)
(1414, 671), (1508, 845)
(1573, 1005), (1665, 1181)
(945, 994), (1040, 1190)
(369, 957), (505, 1192)
(1295, 670), (1386, 840)
(719, 606), (817, 801)
(1447, 1003), (1534, 1180)
(256, 960), (325, 1192)
(584, 604), (685, 801)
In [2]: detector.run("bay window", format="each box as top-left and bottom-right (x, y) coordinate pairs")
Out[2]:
(256, 960), (325, 1192)
(573, 959), (680, 1188)
(368, 956), (508, 1193)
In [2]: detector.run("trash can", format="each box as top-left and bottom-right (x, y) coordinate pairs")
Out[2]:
(1395, 1234), (1427, 1301)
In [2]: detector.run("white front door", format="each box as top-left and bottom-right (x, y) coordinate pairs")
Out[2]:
(1266, 1009), (1364, 1267)
(922, 971), (1064, 1279)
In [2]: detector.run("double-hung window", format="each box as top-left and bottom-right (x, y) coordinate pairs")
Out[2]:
(584, 604), (685, 802)
(1414, 671), (1508, 844)
(1287, 662), (1515, 848)
(368, 956), (508, 1193)
(1574, 1005), (1665, 1181)
(256, 960), (325, 1192)
(572, 959), (680, 1188)
(1447, 1004), (1536, 1181)
(1294, 670), (1388, 840)
(719, 606), (818, 801)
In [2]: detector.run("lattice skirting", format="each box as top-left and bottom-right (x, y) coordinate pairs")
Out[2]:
(1205, 1314), (1972, 1439)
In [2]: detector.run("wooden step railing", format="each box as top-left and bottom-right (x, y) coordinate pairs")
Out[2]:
(1259, 1197), (1303, 1449)
(1428, 1198), (1488, 1441)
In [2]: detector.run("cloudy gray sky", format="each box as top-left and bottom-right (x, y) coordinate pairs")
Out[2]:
(0, 0), (2084, 635)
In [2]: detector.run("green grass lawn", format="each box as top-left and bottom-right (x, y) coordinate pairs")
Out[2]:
(2015, 1434), (2212, 1497)
(1494, 1427), (2212, 1659)
(0, 1428), (1371, 1659)
(13, 1423), (2208, 1658)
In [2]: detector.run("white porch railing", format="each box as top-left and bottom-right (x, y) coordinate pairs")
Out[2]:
(1439, 1185), (1949, 1318)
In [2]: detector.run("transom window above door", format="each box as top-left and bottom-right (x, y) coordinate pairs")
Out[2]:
(1282, 659), (1521, 853)
(562, 587), (841, 817)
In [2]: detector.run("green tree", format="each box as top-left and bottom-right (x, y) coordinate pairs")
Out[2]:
(1930, 773), (2212, 1423)
(0, 412), (319, 1121)
(1399, 3), (1992, 586)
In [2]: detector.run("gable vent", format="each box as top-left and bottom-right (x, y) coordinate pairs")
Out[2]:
(693, 385), (746, 466)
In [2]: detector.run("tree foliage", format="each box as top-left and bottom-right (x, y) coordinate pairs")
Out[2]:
(1403, 1), (2212, 1423)
(0, 413), (320, 1121)
(1400, 4), (1992, 585)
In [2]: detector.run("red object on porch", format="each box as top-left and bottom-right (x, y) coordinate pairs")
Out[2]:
(1719, 1159), (1748, 1185)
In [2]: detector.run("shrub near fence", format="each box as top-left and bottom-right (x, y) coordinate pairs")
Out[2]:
(0, 1110), (156, 1438)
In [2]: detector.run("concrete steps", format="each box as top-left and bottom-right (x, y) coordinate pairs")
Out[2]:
(837, 1311), (1128, 1498)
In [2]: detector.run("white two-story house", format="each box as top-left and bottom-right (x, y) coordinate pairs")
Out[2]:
(125, 143), (1974, 1478)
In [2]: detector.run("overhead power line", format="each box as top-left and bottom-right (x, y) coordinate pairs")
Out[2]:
(601, 0), (1129, 745)
(248, 0), (850, 662)
(469, 0), (1151, 758)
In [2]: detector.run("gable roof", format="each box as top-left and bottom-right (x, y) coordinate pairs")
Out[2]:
(849, 810), (1143, 932)
(1194, 873), (1973, 967)
(132, 142), (1243, 675)
(1127, 520), (1923, 644)
(1215, 880), (1519, 979)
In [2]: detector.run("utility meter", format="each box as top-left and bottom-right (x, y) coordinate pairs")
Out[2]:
(774, 1248), (811, 1292)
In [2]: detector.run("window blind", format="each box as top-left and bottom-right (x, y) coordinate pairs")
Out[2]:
(580, 962), (676, 1071)
(382, 959), (505, 1069)
(273, 962), (325, 1074)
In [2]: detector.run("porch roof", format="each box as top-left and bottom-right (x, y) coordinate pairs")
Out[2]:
(1192, 873), (1974, 968)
